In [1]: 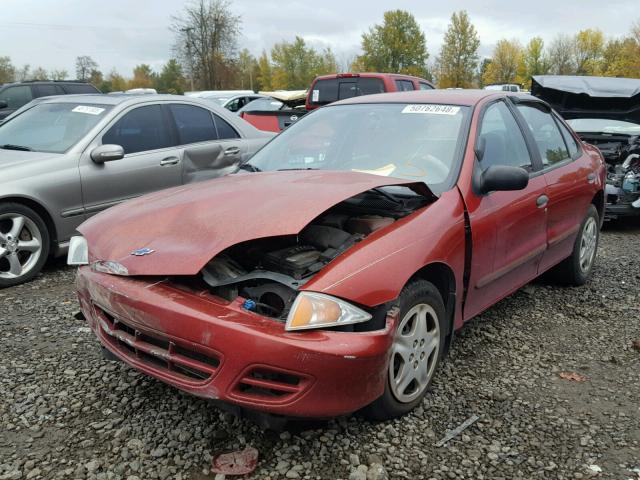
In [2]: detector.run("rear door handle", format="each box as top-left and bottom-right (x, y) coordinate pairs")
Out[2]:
(536, 194), (549, 208)
(224, 146), (240, 156)
(160, 156), (179, 166)
(587, 173), (596, 183)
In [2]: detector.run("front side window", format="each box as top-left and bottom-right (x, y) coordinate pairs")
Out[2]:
(478, 101), (533, 171)
(516, 104), (570, 166)
(102, 105), (173, 154)
(246, 103), (470, 192)
(0, 86), (33, 109)
(395, 79), (415, 91)
(0, 102), (112, 153)
(168, 104), (217, 145)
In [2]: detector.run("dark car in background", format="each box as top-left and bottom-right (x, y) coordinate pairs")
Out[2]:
(531, 75), (640, 219)
(0, 81), (100, 120)
(306, 72), (435, 111)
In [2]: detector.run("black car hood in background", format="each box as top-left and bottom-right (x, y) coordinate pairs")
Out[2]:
(531, 75), (640, 125)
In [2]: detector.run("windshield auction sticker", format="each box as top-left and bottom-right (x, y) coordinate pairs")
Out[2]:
(72, 105), (105, 115)
(402, 104), (460, 115)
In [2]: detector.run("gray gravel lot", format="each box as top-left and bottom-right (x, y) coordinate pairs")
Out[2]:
(1, 224), (639, 480)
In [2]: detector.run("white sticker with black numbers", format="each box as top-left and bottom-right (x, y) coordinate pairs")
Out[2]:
(401, 104), (460, 115)
(312, 89), (319, 102)
(72, 105), (105, 115)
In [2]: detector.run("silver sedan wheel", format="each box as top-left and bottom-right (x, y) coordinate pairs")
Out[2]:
(579, 216), (598, 274)
(389, 303), (440, 403)
(0, 214), (43, 280)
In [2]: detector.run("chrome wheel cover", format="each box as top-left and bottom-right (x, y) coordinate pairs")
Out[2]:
(0, 214), (43, 280)
(579, 216), (598, 274)
(389, 303), (440, 403)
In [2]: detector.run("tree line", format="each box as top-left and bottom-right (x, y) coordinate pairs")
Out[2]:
(0, 0), (638, 92)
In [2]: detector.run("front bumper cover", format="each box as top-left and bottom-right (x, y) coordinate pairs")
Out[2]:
(76, 267), (397, 418)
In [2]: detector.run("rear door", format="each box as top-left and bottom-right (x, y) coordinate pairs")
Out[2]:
(513, 101), (596, 272)
(79, 104), (182, 216)
(463, 99), (548, 319)
(166, 103), (245, 183)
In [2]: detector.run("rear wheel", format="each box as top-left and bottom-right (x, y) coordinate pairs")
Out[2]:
(0, 203), (50, 288)
(549, 205), (599, 286)
(363, 280), (446, 420)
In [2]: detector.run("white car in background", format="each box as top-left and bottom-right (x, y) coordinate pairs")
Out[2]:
(185, 90), (266, 113)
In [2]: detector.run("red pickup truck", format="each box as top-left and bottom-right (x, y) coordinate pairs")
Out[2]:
(241, 73), (436, 132)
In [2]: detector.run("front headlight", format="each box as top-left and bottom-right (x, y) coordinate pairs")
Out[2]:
(67, 236), (89, 265)
(285, 292), (372, 332)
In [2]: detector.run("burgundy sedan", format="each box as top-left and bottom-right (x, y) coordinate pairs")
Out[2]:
(69, 90), (605, 419)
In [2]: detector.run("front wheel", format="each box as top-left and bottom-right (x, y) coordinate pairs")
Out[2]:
(0, 203), (50, 288)
(363, 280), (447, 420)
(550, 204), (599, 286)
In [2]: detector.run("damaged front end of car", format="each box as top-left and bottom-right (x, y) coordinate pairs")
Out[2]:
(531, 75), (640, 219)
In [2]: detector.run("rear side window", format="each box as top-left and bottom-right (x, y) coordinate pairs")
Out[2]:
(479, 101), (533, 172)
(555, 116), (580, 158)
(103, 105), (173, 154)
(63, 84), (99, 94)
(419, 82), (434, 90)
(213, 114), (240, 140)
(310, 77), (385, 105)
(0, 86), (33, 109)
(168, 104), (217, 144)
(36, 84), (65, 97)
(395, 79), (415, 91)
(516, 104), (570, 166)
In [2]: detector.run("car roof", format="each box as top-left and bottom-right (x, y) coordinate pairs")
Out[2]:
(313, 72), (431, 82)
(331, 89), (539, 107)
(29, 93), (210, 107)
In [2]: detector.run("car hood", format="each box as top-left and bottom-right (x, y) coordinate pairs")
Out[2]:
(531, 75), (640, 125)
(78, 170), (434, 276)
(0, 149), (61, 169)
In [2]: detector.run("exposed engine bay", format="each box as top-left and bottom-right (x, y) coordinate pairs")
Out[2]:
(577, 131), (640, 216)
(200, 187), (428, 319)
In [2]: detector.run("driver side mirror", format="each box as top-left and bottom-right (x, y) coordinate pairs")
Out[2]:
(91, 144), (125, 164)
(0, 100), (8, 109)
(479, 165), (529, 194)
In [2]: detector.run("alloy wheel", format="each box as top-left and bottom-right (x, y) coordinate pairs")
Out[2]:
(578, 216), (597, 274)
(0, 214), (43, 280)
(389, 303), (440, 403)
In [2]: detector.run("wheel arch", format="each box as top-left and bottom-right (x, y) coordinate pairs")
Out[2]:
(408, 261), (457, 354)
(0, 196), (58, 254)
(591, 189), (604, 227)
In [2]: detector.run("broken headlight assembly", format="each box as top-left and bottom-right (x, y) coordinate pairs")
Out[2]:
(67, 236), (89, 265)
(285, 291), (372, 331)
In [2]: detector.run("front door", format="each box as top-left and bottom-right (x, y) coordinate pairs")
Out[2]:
(463, 100), (548, 319)
(79, 104), (182, 216)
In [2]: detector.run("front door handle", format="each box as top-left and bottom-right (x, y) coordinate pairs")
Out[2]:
(160, 156), (179, 166)
(536, 194), (549, 208)
(224, 146), (240, 156)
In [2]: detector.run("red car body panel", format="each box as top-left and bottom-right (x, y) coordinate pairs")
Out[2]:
(78, 170), (432, 276)
(75, 90), (606, 418)
(238, 112), (282, 133)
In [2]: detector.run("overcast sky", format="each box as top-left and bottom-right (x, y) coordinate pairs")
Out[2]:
(1, 0), (638, 77)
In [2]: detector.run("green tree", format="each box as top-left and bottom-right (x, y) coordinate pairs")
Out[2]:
(522, 37), (550, 88)
(270, 37), (337, 90)
(129, 64), (155, 89)
(573, 28), (605, 75)
(435, 10), (480, 88)
(357, 10), (429, 76)
(0, 56), (15, 83)
(602, 37), (640, 78)
(107, 70), (127, 92)
(31, 67), (48, 80)
(88, 69), (103, 87)
(156, 59), (186, 94)
(256, 51), (273, 91)
(482, 39), (522, 85)
(237, 48), (257, 90)
(50, 69), (68, 81)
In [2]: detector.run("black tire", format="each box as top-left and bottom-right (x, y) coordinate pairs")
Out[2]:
(363, 280), (447, 421)
(549, 204), (599, 286)
(0, 203), (50, 288)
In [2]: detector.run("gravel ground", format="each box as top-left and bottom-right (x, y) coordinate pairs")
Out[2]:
(1, 223), (639, 480)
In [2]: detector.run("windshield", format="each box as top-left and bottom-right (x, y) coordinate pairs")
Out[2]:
(567, 118), (640, 134)
(246, 103), (469, 192)
(0, 102), (112, 153)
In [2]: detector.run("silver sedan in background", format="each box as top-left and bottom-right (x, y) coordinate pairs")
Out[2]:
(0, 94), (273, 287)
